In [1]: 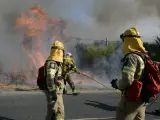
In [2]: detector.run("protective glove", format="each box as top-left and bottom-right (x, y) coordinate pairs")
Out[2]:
(70, 64), (75, 70)
(75, 69), (80, 74)
(55, 80), (64, 90)
(110, 78), (118, 89)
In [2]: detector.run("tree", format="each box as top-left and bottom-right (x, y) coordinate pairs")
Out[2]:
(144, 36), (160, 61)
(155, 36), (160, 48)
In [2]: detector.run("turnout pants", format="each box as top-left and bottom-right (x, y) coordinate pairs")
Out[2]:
(63, 74), (75, 90)
(116, 96), (146, 120)
(45, 90), (64, 120)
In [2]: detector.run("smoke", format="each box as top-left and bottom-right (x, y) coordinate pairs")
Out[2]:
(0, 0), (159, 85)
(92, 0), (159, 25)
(137, 0), (160, 16)
(47, 0), (160, 87)
(0, 0), (53, 72)
(82, 43), (123, 87)
(45, 0), (160, 41)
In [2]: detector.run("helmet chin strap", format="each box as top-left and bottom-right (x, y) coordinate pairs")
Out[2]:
(120, 33), (141, 42)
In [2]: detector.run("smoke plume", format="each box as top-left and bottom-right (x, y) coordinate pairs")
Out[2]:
(0, 0), (53, 71)
(0, 0), (160, 85)
(46, 0), (160, 41)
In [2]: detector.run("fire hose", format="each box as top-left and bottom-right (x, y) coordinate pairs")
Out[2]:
(69, 71), (120, 95)
(79, 71), (160, 109)
(73, 71), (160, 109)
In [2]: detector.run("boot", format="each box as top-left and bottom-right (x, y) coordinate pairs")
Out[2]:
(72, 89), (79, 95)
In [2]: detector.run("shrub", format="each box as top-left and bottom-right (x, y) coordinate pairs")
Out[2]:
(75, 42), (119, 69)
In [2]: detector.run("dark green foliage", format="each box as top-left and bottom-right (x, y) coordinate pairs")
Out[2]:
(144, 36), (160, 61)
(74, 37), (160, 79)
(155, 36), (160, 48)
(75, 42), (119, 69)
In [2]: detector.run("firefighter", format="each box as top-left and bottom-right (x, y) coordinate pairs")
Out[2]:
(62, 52), (80, 95)
(45, 40), (65, 120)
(110, 27), (147, 120)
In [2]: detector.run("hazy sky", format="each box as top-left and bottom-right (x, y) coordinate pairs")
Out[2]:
(0, 0), (160, 70)
(46, 0), (160, 42)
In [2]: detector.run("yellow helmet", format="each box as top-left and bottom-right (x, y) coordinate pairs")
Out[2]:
(47, 40), (64, 62)
(120, 27), (147, 54)
(120, 27), (141, 41)
(51, 40), (64, 50)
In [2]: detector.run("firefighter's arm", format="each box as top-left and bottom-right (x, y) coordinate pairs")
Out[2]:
(70, 64), (80, 73)
(74, 67), (80, 73)
(116, 54), (138, 90)
(46, 61), (58, 92)
(70, 58), (80, 73)
(68, 59), (75, 70)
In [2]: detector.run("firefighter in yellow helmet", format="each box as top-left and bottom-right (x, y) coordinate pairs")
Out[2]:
(110, 27), (148, 120)
(62, 52), (80, 95)
(45, 40), (65, 120)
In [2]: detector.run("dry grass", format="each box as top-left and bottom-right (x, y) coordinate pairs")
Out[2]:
(0, 83), (118, 93)
(0, 83), (39, 91)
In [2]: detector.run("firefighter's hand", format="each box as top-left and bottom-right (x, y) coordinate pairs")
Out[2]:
(56, 80), (64, 89)
(70, 64), (75, 70)
(75, 69), (80, 74)
(56, 80), (62, 86)
(110, 79), (118, 89)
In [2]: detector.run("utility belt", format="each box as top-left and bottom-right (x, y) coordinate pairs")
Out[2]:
(57, 76), (63, 80)
(54, 77), (65, 89)
(122, 80), (143, 101)
(54, 74), (64, 85)
(62, 72), (70, 77)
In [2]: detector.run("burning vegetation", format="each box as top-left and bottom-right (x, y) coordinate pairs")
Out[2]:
(1, 5), (70, 85)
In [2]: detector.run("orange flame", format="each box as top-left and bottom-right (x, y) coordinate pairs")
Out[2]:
(15, 5), (70, 83)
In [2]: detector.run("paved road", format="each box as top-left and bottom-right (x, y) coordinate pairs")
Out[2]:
(0, 91), (159, 120)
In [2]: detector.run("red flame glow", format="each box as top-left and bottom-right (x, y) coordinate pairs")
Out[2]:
(12, 5), (70, 84)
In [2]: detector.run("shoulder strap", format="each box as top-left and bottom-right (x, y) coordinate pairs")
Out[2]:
(54, 64), (60, 82)
(121, 52), (147, 81)
(132, 52), (154, 65)
(122, 52), (149, 63)
(121, 52), (142, 63)
(131, 52), (148, 82)
(43, 62), (47, 79)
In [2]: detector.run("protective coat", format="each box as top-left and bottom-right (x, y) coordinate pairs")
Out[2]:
(115, 27), (147, 120)
(62, 56), (79, 94)
(63, 56), (79, 74)
(45, 40), (65, 120)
